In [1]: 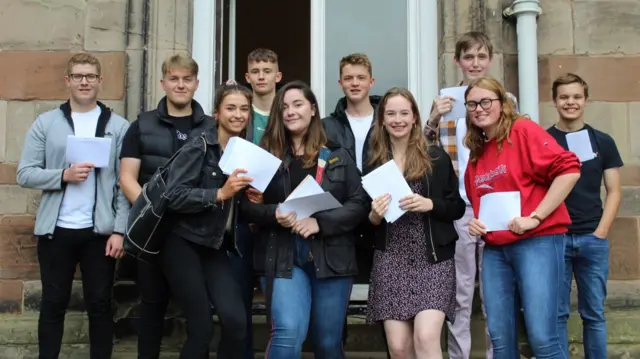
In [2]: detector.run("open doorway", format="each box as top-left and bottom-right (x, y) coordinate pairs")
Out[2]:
(219, 0), (311, 88)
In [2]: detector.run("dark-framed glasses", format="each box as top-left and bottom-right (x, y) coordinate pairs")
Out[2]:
(68, 73), (100, 83)
(465, 98), (500, 111)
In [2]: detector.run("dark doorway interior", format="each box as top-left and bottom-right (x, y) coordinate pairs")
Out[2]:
(222, 0), (311, 89)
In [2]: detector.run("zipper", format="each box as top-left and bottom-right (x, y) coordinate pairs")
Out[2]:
(426, 176), (438, 262)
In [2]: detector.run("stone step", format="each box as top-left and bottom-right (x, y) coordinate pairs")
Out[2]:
(3, 280), (640, 358)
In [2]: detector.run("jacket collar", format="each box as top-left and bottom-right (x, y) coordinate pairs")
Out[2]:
(59, 100), (112, 137)
(156, 97), (209, 126)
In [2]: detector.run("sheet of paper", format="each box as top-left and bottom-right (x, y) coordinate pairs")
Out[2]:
(218, 136), (282, 192)
(440, 86), (468, 121)
(566, 129), (596, 162)
(65, 136), (112, 168)
(279, 191), (342, 220)
(287, 175), (324, 201)
(478, 191), (521, 232)
(361, 160), (413, 223)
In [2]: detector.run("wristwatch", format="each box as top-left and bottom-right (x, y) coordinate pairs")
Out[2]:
(529, 211), (543, 222)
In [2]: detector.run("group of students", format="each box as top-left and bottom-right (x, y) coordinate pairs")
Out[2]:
(16, 30), (621, 359)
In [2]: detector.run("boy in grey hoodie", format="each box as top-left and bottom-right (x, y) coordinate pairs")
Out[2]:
(16, 53), (129, 359)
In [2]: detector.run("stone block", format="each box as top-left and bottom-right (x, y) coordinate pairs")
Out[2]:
(538, 56), (640, 102)
(102, 101), (126, 118)
(574, 0), (640, 55)
(23, 280), (85, 313)
(0, 280), (23, 314)
(25, 190), (41, 216)
(5, 101), (36, 163)
(629, 102), (640, 161)
(0, 163), (16, 185)
(0, 216), (38, 280)
(149, 0), (178, 51)
(84, 0), (127, 51)
(538, 101), (558, 128)
(0, 100), (6, 162)
(608, 216), (640, 280)
(126, 0), (145, 51)
(0, 51), (126, 101)
(0, 313), (87, 345)
(620, 164), (640, 186)
(616, 187), (640, 217)
(125, 49), (143, 121)
(0, 0), (85, 51)
(0, 185), (28, 214)
(537, 0), (574, 55)
(174, 0), (191, 51)
(503, 54), (519, 100)
(583, 102), (630, 162)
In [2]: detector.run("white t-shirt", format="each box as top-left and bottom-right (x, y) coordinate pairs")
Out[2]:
(56, 106), (101, 229)
(455, 118), (471, 205)
(347, 113), (374, 171)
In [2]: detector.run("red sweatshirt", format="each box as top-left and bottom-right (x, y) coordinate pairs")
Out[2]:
(464, 119), (581, 246)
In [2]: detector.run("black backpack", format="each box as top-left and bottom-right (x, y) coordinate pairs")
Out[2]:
(124, 135), (207, 258)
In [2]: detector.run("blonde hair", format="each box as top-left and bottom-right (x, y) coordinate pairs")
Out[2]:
(464, 77), (520, 162)
(368, 87), (431, 180)
(161, 53), (199, 77)
(66, 53), (101, 75)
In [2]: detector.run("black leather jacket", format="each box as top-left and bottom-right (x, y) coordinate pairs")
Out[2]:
(241, 143), (370, 279)
(163, 127), (240, 252)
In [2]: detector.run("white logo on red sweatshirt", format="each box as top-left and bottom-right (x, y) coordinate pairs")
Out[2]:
(474, 164), (507, 188)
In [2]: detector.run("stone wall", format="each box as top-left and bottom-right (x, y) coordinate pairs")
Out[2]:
(0, 0), (191, 324)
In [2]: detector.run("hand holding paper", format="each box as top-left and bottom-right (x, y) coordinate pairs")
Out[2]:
(478, 191), (521, 232)
(278, 175), (342, 219)
(218, 137), (282, 192)
(66, 135), (112, 168)
(361, 160), (412, 223)
(439, 86), (468, 121)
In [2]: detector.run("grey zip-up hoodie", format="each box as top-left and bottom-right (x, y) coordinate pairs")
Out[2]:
(16, 101), (130, 237)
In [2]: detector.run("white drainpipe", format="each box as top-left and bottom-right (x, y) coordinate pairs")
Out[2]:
(503, 0), (542, 123)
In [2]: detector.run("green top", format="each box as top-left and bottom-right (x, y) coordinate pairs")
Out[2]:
(252, 106), (269, 145)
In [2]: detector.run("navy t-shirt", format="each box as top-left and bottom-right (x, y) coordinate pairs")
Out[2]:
(547, 124), (623, 234)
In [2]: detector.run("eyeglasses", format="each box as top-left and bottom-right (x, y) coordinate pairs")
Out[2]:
(465, 98), (500, 111)
(68, 73), (100, 83)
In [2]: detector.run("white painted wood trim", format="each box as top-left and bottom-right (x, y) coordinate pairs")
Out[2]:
(407, 0), (439, 127)
(310, 0), (326, 116)
(228, 0), (237, 81)
(191, 0), (216, 115)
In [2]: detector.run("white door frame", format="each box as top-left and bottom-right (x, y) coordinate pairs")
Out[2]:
(192, 0), (217, 115)
(310, 0), (439, 122)
(193, 0), (439, 119)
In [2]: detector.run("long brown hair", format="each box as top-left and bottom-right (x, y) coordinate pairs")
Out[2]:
(367, 87), (431, 181)
(260, 81), (327, 167)
(213, 80), (253, 138)
(464, 77), (520, 162)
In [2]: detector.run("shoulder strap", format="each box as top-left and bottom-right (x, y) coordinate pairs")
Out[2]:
(315, 146), (332, 184)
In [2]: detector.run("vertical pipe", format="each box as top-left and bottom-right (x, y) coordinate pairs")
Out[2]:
(509, 0), (542, 123)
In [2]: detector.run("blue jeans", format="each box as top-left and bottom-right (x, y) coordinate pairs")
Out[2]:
(558, 233), (609, 359)
(229, 221), (256, 359)
(267, 237), (352, 359)
(482, 234), (567, 359)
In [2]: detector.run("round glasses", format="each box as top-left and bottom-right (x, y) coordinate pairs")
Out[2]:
(464, 98), (500, 111)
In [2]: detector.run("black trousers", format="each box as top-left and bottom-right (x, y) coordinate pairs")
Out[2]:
(136, 253), (171, 359)
(37, 227), (116, 359)
(161, 233), (247, 359)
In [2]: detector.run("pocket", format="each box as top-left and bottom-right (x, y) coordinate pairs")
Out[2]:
(325, 163), (346, 184)
(324, 241), (355, 274)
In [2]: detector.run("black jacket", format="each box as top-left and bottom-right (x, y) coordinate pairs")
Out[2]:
(322, 95), (382, 169)
(241, 143), (370, 279)
(136, 97), (213, 186)
(365, 145), (465, 263)
(163, 127), (239, 252)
